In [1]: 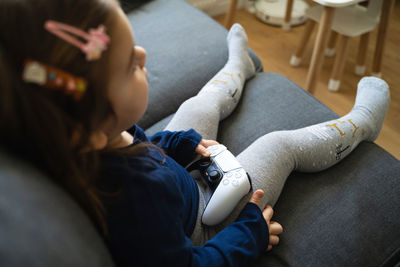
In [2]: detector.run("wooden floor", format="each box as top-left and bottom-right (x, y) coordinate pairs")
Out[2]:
(214, 3), (400, 160)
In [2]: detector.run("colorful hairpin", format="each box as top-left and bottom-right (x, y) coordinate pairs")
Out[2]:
(44, 20), (110, 61)
(22, 59), (87, 100)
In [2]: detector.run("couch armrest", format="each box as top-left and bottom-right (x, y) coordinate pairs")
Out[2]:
(0, 151), (115, 267)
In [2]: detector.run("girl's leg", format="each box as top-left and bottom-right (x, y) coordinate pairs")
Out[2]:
(233, 77), (390, 213)
(163, 24), (256, 140)
(191, 77), (389, 244)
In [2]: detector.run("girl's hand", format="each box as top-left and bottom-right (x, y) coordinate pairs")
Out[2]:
(249, 189), (284, 251)
(195, 139), (219, 157)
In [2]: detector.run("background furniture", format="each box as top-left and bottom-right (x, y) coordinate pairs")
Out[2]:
(225, 0), (304, 31)
(1, 0), (399, 266)
(225, 0), (394, 93)
(291, 0), (383, 91)
(371, 0), (395, 77)
(290, 0), (394, 93)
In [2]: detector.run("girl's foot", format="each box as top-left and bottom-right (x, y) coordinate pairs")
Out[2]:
(227, 23), (256, 80)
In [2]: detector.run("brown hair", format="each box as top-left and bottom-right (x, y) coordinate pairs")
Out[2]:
(0, 0), (122, 234)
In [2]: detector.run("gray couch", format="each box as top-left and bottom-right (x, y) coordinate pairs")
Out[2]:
(1, 0), (399, 266)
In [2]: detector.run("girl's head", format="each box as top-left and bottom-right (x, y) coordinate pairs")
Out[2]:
(0, 0), (148, 232)
(100, 8), (148, 145)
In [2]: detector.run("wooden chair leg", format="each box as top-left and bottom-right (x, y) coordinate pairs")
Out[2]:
(283, 0), (294, 31)
(326, 31), (337, 57)
(355, 32), (370, 76)
(306, 6), (335, 94)
(329, 35), (350, 91)
(225, 0), (238, 29)
(372, 0), (394, 77)
(290, 19), (316, 66)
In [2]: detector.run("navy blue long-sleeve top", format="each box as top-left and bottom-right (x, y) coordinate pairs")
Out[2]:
(97, 125), (269, 267)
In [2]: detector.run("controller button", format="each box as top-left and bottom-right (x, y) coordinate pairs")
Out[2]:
(235, 172), (242, 178)
(223, 179), (230, 185)
(232, 180), (239, 187)
(227, 172), (233, 177)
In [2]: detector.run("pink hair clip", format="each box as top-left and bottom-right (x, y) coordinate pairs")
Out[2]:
(44, 20), (110, 61)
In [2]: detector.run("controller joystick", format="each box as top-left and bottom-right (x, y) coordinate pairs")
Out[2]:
(186, 144), (252, 226)
(208, 170), (222, 182)
(198, 160), (211, 169)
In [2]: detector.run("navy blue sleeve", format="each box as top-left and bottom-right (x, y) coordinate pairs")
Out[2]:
(101, 164), (194, 266)
(192, 203), (269, 266)
(149, 129), (202, 166)
(101, 162), (269, 267)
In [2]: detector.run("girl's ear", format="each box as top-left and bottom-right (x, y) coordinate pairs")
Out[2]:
(89, 130), (109, 150)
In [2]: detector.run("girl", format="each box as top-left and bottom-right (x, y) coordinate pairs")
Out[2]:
(0, 0), (389, 267)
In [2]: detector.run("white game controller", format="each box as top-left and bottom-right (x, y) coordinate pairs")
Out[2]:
(188, 144), (252, 226)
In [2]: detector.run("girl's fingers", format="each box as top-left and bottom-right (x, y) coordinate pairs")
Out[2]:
(203, 139), (219, 147)
(249, 190), (264, 206)
(269, 221), (283, 235)
(195, 139), (219, 157)
(267, 245), (272, 251)
(195, 144), (210, 157)
(262, 205), (274, 222)
(269, 235), (280, 246)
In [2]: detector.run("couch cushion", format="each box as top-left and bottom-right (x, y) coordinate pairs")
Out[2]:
(146, 72), (400, 266)
(220, 73), (400, 266)
(126, 0), (262, 129)
(0, 152), (115, 267)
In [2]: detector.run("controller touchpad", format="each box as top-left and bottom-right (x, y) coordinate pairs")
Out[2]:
(214, 151), (242, 172)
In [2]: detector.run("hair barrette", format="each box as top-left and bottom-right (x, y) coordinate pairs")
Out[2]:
(44, 20), (110, 61)
(22, 59), (87, 100)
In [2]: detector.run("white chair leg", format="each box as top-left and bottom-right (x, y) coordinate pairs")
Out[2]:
(329, 35), (350, 92)
(325, 31), (337, 57)
(290, 55), (302, 66)
(355, 65), (366, 76)
(356, 32), (370, 76)
(290, 20), (316, 67)
(282, 22), (291, 31)
(325, 48), (335, 57)
(283, 0), (294, 31)
(328, 79), (340, 91)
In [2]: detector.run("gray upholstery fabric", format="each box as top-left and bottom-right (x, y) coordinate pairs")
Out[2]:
(0, 152), (115, 267)
(127, 0), (262, 129)
(257, 144), (400, 267)
(146, 72), (400, 266)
